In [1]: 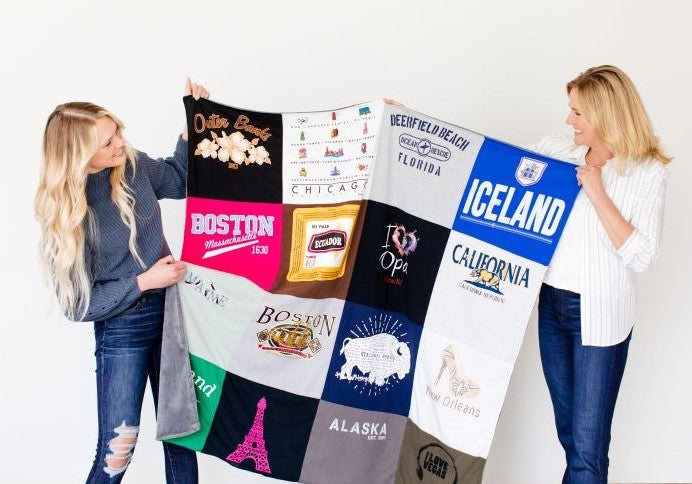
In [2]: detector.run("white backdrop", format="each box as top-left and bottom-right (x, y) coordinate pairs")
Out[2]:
(2, 1), (690, 482)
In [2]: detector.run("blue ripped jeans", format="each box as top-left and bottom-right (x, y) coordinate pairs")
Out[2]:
(87, 290), (198, 483)
(538, 284), (631, 484)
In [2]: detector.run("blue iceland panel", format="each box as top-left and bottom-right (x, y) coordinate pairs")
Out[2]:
(453, 138), (580, 265)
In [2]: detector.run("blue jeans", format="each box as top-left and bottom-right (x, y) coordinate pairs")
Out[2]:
(87, 290), (198, 483)
(538, 284), (630, 484)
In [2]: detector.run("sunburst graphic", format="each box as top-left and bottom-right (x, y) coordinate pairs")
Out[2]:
(335, 312), (412, 397)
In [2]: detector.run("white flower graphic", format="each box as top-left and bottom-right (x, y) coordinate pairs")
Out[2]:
(247, 144), (271, 165)
(217, 131), (251, 163)
(194, 129), (271, 167)
(195, 138), (219, 159)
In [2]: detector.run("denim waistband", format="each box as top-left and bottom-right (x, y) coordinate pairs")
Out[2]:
(541, 283), (580, 298)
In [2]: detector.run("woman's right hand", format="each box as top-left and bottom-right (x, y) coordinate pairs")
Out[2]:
(186, 77), (211, 101)
(136, 255), (187, 291)
(182, 78), (211, 140)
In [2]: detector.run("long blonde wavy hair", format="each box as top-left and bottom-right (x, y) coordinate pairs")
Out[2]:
(35, 102), (144, 320)
(567, 65), (672, 171)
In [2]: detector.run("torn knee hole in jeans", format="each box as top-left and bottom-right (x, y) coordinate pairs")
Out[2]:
(103, 421), (139, 477)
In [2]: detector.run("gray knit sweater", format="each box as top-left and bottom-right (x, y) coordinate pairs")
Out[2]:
(78, 136), (188, 322)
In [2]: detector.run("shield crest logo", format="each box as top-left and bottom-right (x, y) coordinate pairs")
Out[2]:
(515, 157), (547, 186)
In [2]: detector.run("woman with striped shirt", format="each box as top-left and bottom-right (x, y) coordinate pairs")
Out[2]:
(531, 65), (671, 483)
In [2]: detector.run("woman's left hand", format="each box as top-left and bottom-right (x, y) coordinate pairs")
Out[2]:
(384, 98), (405, 107)
(182, 78), (210, 140)
(576, 162), (636, 250)
(576, 164), (606, 200)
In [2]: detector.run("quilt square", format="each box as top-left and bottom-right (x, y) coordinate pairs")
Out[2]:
(453, 137), (580, 265)
(178, 263), (266, 369)
(282, 102), (384, 205)
(408, 330), (512, 458)
(347, 200), (449, 325)
(425, 232), (545, 364)
(186, 98), (283, 203)
(166, 354), (227, 451)
(202, 373), (319, 482)
(271, 202), (366, 300)
(395, 420), (486, 484)
(225, 293), (345, 398)
(181, 197), (282, 290)
(300, 401), (407, 484)
(321, 302), (422, 416)
(368, 104), (483, 228)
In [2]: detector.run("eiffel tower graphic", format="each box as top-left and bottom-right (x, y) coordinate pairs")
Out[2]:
(226, 397), (272, 474)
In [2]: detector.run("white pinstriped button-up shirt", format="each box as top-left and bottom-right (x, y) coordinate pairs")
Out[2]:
(530, 135), (668, 346)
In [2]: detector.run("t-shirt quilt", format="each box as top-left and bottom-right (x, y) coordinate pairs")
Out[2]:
(158, 97), (580, 483)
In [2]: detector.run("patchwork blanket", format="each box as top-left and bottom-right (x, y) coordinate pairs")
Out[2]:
(157, 98), (580, 483)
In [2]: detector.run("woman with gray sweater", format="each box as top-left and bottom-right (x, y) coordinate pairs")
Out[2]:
(35, 79), (209, 483)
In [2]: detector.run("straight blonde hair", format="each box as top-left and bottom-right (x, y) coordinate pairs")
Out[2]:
(35, 102), (143, 320)
(567, 65), (672, 171)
